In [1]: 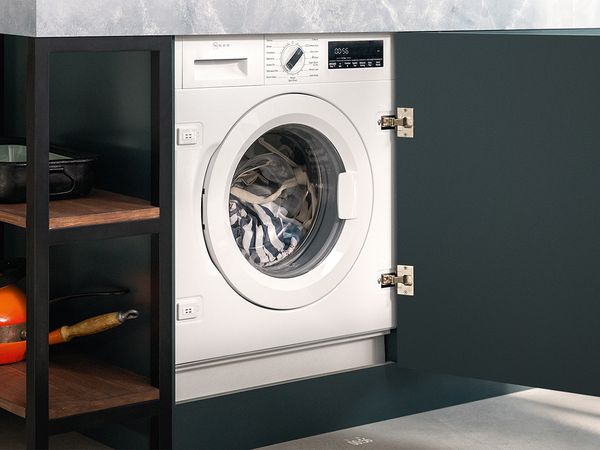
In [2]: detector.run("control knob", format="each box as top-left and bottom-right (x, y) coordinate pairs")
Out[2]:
(281, 44), (305, 74)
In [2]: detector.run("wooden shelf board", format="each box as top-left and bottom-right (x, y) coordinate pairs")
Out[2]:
(0, 351), (159, 420)
(0, 189), (160, 230)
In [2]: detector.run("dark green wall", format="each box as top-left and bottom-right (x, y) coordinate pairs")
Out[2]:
(3, 37), (151, 199)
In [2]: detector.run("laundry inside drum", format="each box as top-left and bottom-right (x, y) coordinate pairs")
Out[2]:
(229, 124), (345, 278)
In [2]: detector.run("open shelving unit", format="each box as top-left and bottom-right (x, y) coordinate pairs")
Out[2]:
(0, 35), (174, 449)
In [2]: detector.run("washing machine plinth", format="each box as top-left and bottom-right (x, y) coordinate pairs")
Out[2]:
(175, 332), (387, 402)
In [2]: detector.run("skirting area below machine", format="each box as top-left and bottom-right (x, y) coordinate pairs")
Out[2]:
(258, 388), (600, 449)
(176, 333), (386, 402)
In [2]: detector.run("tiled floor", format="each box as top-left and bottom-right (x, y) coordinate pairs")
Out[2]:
(0, 409), (109, 450)
(258, 389), (600, 449)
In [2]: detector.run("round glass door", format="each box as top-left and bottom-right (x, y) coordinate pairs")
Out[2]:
(202, 94), (373, 309)
(229, 125), (344, 278)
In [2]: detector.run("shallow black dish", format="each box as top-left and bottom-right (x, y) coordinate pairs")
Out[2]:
(0, 137), (97, 203)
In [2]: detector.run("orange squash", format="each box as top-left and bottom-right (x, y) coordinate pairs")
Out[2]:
(0, 284), (27, 364)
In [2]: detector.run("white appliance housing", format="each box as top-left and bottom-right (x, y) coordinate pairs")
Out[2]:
(175, 34), (395, 402)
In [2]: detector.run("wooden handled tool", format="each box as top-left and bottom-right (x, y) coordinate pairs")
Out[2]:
(48, 310), (139, 345)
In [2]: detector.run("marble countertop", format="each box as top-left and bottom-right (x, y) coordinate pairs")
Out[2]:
(1, 0), (599, 38)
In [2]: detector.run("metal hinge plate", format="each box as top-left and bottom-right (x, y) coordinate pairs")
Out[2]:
(379, 107), (414, 138)
(378, 265), (414, 296)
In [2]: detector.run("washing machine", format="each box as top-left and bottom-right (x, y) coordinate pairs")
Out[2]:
(175, 33), (395, 402)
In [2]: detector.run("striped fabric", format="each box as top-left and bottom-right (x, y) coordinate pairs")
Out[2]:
(229, 199), (304, 266)
(229, 139), (315, 268)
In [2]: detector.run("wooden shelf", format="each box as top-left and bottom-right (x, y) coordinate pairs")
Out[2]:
(0, 189), (160, 230)
(0, 351), (159, 420)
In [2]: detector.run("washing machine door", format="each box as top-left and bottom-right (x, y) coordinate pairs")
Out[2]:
(203, 94), (373, 310)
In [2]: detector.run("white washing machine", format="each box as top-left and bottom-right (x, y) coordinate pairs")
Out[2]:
(175, 33), (395, 402)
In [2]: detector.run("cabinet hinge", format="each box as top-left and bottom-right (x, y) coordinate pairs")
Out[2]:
(379, 107), (414, 138)
(378, 265), (414, 296)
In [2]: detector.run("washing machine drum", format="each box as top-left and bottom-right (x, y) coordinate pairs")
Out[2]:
(229, 124), (344, 278)
(203, 94), (373, 310)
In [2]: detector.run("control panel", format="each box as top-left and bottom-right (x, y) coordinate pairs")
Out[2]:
(265, 37), (320, 83)
(176, 34), (392, 88)
(264, 34), (391, 85)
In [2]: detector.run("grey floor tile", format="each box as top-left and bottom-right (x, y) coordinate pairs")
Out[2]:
(257, 389), (600, 450)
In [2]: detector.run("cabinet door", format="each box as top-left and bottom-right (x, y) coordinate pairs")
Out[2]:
(394, 32), (600, 396)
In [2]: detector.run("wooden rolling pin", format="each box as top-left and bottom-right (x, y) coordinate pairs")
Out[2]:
(48, 310), (139, 345)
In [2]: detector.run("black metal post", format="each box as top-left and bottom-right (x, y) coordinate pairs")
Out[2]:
(150, 39), (174, 450)
(0, 34), (5, 256)
(25, 37), (50, 450)
(1, 34), (5, 137)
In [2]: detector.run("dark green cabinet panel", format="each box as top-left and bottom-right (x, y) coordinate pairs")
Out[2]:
(394, 33), (600, 395)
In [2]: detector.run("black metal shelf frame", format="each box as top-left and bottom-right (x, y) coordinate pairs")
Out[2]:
(0, 35), (174, 449)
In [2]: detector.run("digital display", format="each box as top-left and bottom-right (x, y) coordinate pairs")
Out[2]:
(328, 40), (383, 69)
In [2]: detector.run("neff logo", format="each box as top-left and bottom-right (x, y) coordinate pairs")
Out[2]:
(345, 437), (374, 446)
(212, 42), (230, 48)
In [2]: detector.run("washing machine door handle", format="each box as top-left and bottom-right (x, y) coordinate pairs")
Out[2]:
(337, 171), (358, 220)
